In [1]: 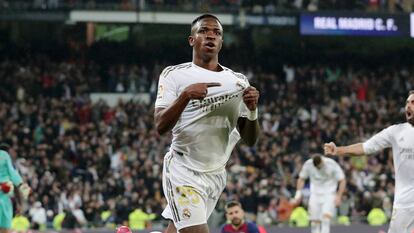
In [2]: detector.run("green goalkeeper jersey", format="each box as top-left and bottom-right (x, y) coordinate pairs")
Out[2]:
(0, 150), (22, 186)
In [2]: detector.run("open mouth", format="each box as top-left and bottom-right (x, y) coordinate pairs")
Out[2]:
(407, 110), (413, 119)
(204, 42), (215, 49)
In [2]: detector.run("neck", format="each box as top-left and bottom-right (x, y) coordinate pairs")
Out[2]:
(193, 54), (220, 72)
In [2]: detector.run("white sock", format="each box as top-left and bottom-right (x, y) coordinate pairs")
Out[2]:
(321, 218), (330, 233)
(311, 221), (321, 233)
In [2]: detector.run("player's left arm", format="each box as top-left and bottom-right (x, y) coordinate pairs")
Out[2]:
(335, 178), (346, 206)
(238, 86), (260, 147)
(334, 162), (346, 206)
(6, 152), (31, 199)
(247, 222), (260, 233)
(220, 224), (229, 233)
(5, 152), (23, 186)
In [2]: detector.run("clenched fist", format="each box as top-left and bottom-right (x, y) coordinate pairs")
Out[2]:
(324, 142), (337, 155)
(243, 86), (259, 111)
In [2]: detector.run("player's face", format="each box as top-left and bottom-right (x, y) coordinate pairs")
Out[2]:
(189, 18), (223, 58)
(226, 206), (244, 227)
(406, 94), (414, 125)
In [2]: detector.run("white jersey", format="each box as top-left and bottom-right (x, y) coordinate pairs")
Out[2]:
(299, 157), (345, 195)
(155, 62), (249, 172)
(363, 122), (414, 209)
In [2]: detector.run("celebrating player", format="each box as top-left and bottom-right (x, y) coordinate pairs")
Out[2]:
(154, 14), (260, 233)
(324, 90), (414, 233)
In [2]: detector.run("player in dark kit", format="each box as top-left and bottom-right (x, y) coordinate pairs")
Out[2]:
(221, 201), (259, 233)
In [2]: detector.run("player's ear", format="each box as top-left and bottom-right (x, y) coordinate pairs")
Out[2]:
(188, 35), (195, 47)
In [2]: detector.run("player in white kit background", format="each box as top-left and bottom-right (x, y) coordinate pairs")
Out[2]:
(292, 154), (346, 233)
(324, 90), (414, 233)
(154, 14), (260, 233)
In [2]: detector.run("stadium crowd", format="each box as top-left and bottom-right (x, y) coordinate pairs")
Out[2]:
(0, 52), (413, 229)
(1, 0), (413, 13)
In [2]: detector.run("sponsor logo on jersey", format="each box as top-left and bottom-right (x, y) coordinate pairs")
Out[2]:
(157, 85), (164, 100)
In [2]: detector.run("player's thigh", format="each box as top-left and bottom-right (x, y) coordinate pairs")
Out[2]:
(204, 170), (227, 219)
(388, 207), (414, 233)
(0, 196), (12, 229)
(162, 154), (210, 230)
(180, 223), (209, 233)
(308, 195), (323, 220)
(321, 194), (336, 218)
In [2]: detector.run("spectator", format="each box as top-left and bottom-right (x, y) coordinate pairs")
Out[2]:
(29, 201), (47, 230)
(221, 201), (259, 233)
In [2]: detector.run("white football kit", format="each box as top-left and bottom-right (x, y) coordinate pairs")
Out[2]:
(363, 122), (414, 233)
(155, 62), (249, 230)
(299, 156), (345, 220)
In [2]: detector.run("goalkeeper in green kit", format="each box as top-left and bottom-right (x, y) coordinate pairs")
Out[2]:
(0, 143), (31, 233)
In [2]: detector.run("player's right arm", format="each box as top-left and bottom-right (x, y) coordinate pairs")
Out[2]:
(292, 163), (308, 204)
(324, 142), (365, 156)
(324, 125), (395, 157)
(154, 81), (221, 135)
(293, 177), (305, 203)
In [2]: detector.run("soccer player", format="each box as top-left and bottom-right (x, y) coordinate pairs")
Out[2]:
(0, 143), (31, 233)
(154, 14), (260, 233)
(292, 154), (346, 233)
(221, 201), (259, 233)
(324, 90), (414, 233)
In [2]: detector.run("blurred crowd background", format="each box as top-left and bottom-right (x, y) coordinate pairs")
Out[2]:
(1, 0), (414, 231)
(2, 0), (414, 12)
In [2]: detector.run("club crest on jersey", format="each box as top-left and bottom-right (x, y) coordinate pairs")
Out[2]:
(236, 81), (248, 91)
(182, 208), (191, 219)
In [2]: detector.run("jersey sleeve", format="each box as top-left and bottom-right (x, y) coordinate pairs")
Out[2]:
(220, 224), (229, 233)
(333, 162), (345, 181)
(363, 125), (395, 154)
(154, 67), (178, 109)
(299, 161), (310, 179)
(6, 152), (23, 186)
(247, 222), (260, 233)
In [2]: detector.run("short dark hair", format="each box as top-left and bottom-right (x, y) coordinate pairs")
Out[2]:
(0, 143), (10, 152)
(191, 14), (221, 34)
(409, 90), (414, 95)
(312, 154), (322, 167)
(225, 200), (242, 211)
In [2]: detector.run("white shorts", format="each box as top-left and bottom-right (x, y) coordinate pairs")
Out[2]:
(388, 207), (414, 233)
(161, 151), (226, 231)
(308, 193), (336, 221)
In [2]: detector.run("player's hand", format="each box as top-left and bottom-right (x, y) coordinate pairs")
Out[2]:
(335, 194), (342, 207)
(243, 86), (259, 111)
(290, 190), (302, 206)
(324, 142), (337, 156)
(182, 82), (221, 100)
(18, 183), (31, 200)
(289, 198), (300, 206)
